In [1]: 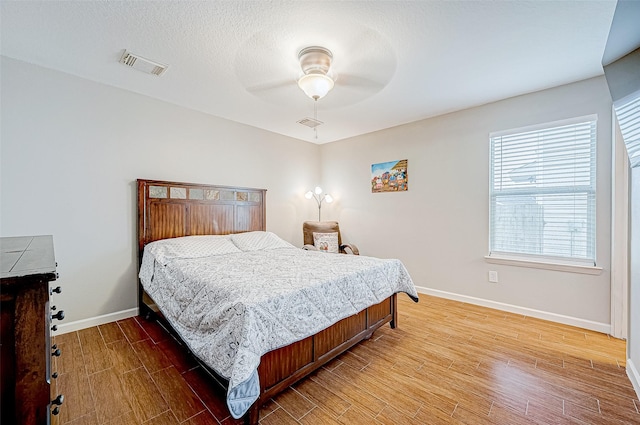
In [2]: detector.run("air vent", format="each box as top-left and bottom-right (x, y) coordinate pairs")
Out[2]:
(297, 117), (323, 128)
(119, 50), (168, 76)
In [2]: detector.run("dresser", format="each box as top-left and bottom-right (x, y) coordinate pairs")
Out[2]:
(1, 235), (64, 424)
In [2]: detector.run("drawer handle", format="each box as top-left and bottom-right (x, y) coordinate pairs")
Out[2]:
(51, 310), (65, 321)
(52, 394), (64, 406)
(52, 348), (61, 357)
(50, 286), (62, 295)
(51, 394), (64, 415)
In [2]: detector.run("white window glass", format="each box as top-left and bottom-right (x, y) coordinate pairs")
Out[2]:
(614, 95), (640, 168)
(489, 116), (597, 264)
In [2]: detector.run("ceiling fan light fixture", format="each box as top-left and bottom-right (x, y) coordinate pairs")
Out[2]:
(297, 73), (334, 100)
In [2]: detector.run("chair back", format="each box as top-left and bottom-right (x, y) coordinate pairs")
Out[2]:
(303, 221), (342, 247)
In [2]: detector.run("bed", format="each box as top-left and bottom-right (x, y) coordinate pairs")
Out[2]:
(137, 179), (418, 424)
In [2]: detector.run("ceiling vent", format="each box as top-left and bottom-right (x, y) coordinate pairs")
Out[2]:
(119, 50), (168, 76)
(297, 117), (323, 129)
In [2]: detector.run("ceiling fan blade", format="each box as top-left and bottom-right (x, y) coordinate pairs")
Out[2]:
(329, 27), (397, 94)
(335, 73), (385, 90)
(246, 79), (294, 93)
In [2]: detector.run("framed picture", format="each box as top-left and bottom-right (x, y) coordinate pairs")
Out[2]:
(371, 159), (408, 193)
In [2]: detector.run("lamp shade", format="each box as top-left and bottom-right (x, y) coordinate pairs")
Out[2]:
(298, 73), (334, 100)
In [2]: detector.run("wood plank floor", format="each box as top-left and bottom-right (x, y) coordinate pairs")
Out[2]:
(51, 295), (639, 424)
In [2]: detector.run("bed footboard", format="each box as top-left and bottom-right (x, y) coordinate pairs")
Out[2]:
(248, 293), (397, 424)
(139, 290), (397, 425)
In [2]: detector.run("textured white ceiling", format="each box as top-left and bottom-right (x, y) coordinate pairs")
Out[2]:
(0, 1), (622, 144)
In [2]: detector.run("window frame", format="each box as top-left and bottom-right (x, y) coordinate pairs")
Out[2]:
(486, 115), (601, 274)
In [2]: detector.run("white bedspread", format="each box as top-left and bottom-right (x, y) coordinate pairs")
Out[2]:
(139, 235), (418, 419)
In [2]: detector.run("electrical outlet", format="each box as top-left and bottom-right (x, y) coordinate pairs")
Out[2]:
(488, 271), (498, 283)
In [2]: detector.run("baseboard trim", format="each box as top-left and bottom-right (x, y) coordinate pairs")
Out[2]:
(628, 359), (640, 401)
(54, 307), (139, 335)
(54, 289), (612, 336)
(415, 286), (611, 334)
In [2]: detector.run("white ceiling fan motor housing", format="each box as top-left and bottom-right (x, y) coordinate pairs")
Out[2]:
(298, 46), (333, 76)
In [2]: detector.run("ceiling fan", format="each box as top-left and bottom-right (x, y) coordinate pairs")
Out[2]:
(292, 46), (333, 136)
(240, 40), (394, 107)
(296, 46), (335, 101)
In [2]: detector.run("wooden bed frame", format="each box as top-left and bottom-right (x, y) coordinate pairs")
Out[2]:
(137, 179), (397, 424)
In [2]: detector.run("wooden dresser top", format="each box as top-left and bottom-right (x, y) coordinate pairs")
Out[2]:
(0, 235), (57, 282)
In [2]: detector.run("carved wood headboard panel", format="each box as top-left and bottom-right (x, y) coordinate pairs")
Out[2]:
(137, 179), (266, 258)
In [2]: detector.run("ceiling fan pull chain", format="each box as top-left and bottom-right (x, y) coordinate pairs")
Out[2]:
(314, 100), (319, 139)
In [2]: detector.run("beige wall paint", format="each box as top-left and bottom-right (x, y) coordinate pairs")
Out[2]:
(320, 76), (613, 327)
(0, 57), (320, 324)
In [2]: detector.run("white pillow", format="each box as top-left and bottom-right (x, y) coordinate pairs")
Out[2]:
(145, 235), (241, 264)
(313, 232), (339, 253)
(230, 231), (294, 251)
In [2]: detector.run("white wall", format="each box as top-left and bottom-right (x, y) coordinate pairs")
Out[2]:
(604, 47), (640, 398)
(320, 76), (613, 329)
(0, 57), (620, 337)
(0, 57), (320, 326)
(611, 121), (629, 339)
(604, 48), (640, 104)
(630, 167), (640, 394)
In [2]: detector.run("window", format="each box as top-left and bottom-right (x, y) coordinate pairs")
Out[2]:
(489, 116), (597, 265)
(614, 94), (640, 168)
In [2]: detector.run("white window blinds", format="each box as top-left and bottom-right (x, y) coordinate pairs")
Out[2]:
(489, 116), (597, 264)
(614, 95), (640, 168)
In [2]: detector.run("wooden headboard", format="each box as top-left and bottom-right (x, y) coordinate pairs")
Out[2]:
(137, 179), (266, 258)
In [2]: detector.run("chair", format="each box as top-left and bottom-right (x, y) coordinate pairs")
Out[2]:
(302, 221), (359, 255)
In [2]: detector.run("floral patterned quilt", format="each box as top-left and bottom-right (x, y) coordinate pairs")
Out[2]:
(139, 235), (418, 419)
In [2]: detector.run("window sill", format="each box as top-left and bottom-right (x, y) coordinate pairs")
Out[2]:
(484, 255), (603, 275)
